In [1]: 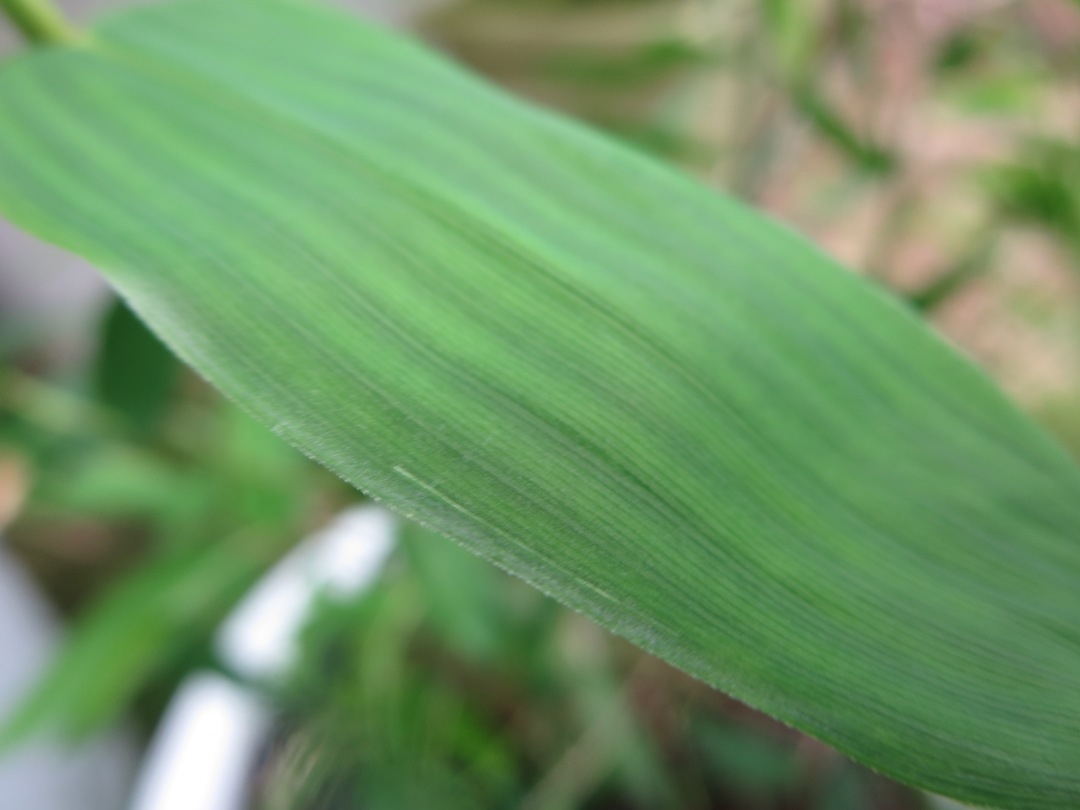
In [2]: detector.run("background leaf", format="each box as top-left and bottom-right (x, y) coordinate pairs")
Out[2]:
(94, 297), (179, 436)
(0, 526), (289, 744)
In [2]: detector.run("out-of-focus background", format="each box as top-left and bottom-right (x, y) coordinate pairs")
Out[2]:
(2, 1), (1079, 808)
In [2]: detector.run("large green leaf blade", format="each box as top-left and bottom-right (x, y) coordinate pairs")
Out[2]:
(0, 1), (1078, 805)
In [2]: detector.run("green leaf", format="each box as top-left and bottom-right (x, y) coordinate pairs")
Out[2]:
(540, 39), (714, 88)
(986, 139), (1080, 254)
(791, 82), (897, 174)
(94, 296), (179, 434)
(403, 523), (508, 661)
(0, 1), (1078, 806)
(760, 0), (820, 76)
(695, 720), (798, 798)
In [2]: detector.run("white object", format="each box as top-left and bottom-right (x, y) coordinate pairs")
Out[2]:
(216, 505), (397, 682)
(128, 504), (397, 810)
(125, 675), (271, 810)
(0, 546), (135, 810)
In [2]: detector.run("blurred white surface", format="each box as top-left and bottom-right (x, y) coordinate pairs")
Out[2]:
(0, 545), (136, 810)
(131, 504), (397, 810)
(126, 674), (271, 810)
(217, 505), (397, 682)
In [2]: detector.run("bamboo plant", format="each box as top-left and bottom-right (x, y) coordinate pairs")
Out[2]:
(0, 1), (1078, 808)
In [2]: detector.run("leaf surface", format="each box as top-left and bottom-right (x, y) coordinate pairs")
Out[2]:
(0, 2), (1078, 805)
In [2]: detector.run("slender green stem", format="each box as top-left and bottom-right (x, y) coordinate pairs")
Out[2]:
(0, 0), (79, 45)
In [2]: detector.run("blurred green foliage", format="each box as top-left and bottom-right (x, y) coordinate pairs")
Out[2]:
(94, 300), (179, 437)
(0, 303), (349, 740)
